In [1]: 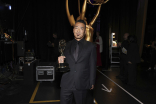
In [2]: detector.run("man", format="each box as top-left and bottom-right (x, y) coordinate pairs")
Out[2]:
(95, 31), (103, 67)
(116, 33), (129, 80)
(58, 20), (97, 104)
(48, 33), (59, 62)
(127, 35), (140, 86)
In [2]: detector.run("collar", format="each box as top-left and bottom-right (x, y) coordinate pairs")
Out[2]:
(73, 38), (85, 44)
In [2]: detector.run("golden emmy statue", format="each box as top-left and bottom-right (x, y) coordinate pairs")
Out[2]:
(66, 0), (109, 42)
(57, 39), (70, 72)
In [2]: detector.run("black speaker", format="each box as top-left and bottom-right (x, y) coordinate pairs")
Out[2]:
(0, 41), (17, 63)
(16, 41), (25, 56)
(4, 42), (13, 61)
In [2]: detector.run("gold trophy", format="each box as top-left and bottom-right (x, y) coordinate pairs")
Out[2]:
(66, 0), (109, 42)
(57, 39), (70, 72)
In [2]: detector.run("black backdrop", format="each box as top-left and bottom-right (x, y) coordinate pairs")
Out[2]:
(100, 0), (138, 68)
(13, 0), (138, 67)
(14, 0), (80, 61)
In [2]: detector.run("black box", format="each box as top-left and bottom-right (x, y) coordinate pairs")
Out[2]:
(36, 63), (55, 81)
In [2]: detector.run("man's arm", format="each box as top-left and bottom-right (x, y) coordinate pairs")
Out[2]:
(89, 44), (97, 90)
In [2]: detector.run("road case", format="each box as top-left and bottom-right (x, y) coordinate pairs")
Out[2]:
(36, 65), (55, 82)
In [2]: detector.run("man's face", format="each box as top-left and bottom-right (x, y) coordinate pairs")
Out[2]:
(123, 33), (129, 40)
(73, 22), (86, 40)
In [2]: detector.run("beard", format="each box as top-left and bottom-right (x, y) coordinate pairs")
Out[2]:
(75, 34), (85, 40)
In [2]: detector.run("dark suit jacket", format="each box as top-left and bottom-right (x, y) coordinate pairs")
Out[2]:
(127, 43), (140, 64)
(120, 40), (129, 61)
(121, 40), (129, 52)
(60, 39), (97, 90)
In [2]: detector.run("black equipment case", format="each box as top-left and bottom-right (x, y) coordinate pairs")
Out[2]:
(36, 62), (55, 82)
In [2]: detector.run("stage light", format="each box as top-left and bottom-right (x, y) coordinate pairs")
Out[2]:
(9, 5), (11, 10)
(5, 4), (11, 10)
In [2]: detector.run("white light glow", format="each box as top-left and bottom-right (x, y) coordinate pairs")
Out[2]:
(112, 33), (115, 35)
(9, 5), (11, 10)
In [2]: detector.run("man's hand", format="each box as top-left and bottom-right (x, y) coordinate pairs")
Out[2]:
(90, 85), (94, 90)
(58, 56), (66, 63)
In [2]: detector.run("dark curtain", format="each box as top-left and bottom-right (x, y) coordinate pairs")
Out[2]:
(14, 0), (138, 63)
(14, 0), (79, 61)
(100, 0), (138, 69)
(107, 0), (138, 41)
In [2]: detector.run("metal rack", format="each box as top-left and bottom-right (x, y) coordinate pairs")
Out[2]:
(109, 33), (120, 67)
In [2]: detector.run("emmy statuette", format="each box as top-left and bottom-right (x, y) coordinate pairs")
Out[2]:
(57, 39), (70, 72)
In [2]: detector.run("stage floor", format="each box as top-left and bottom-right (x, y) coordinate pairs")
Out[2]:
(0, 67), (156, 104)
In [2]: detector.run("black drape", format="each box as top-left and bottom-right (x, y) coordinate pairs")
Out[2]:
(103, 0), (138, 41)
(14, 0), (138, 63)
(100, 0), (138, 69)
(14, 0), (79, 61)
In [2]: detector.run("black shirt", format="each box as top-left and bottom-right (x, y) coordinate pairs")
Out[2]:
(71, 38), (84, 57)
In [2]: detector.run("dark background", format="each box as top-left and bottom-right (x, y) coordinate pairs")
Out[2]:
(1, 0), (155, 68)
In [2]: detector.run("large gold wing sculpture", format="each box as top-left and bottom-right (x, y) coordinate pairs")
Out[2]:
(66, 0), (109, 42)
